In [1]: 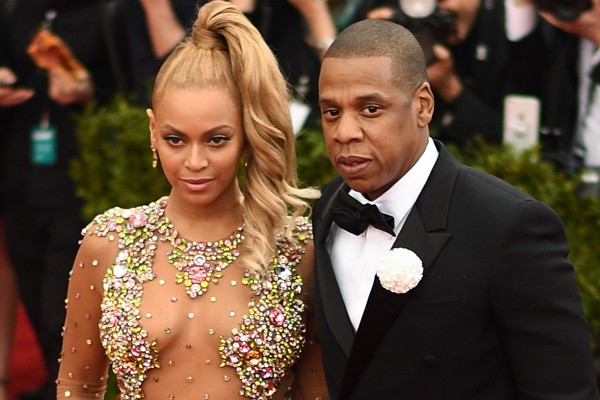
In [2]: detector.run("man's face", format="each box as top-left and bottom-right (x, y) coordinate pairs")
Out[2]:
(318, 56), (433, 200)
(437, 0), (481, 43)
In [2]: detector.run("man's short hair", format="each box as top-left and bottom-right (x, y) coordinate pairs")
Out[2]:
(324, 19), (427, 93)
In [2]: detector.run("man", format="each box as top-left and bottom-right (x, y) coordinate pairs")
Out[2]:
(367, 0), (576, 170)
(313, 18), (599, 399)
(539, 0), (600, 193)
(0, 2), (118, 398)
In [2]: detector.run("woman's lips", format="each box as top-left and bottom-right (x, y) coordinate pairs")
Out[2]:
(181, 178), (214, 192)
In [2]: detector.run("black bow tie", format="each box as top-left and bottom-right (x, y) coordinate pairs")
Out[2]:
(330, 189), (396, 236)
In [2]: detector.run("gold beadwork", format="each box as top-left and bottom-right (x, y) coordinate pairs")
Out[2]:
(151, 146), (158, 169)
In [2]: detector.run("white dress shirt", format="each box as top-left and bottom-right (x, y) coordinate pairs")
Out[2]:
(504, 0), (537, 41)
(327, 138), (439, 331)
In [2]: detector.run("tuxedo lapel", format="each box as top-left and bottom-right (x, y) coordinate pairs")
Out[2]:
(337, 141), (456, 398)
(314, 178), (356, 357)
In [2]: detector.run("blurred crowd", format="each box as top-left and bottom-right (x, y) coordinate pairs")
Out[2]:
(0, 0), (599, 399)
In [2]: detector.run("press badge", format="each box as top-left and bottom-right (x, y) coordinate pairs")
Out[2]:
(31, 115), (57, 165)
(502, 95), (540, 153)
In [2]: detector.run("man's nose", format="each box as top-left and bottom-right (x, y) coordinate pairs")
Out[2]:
(334, 114), (364, 143)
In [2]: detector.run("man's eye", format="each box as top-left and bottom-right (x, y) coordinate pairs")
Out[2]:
(365, 105), (380, 113)
(321, 108), (339, 118)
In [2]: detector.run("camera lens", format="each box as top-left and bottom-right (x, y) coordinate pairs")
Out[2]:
(535, 0), (592, 21)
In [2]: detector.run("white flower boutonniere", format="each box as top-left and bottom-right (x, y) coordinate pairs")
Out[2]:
(376, 248), (423, 294)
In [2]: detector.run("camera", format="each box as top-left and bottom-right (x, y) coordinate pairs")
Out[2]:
(389, 0), (456, 64)
(534, 0), (592, 21)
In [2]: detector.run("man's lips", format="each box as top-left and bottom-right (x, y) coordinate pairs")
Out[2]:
(336, 155), (370, 178)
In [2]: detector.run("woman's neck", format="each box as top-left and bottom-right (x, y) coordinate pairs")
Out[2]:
(164, 193), (243, 242)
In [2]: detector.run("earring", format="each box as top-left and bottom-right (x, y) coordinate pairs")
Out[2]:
(151, 146), (158, 169)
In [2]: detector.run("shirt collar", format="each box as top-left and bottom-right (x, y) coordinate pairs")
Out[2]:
(349, 137), (439, 230)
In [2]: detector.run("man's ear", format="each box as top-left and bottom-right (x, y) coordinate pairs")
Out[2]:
(415, 82), (434, 128)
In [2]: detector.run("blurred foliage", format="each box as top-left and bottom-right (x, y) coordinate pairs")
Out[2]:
(296, 122), (337, 190)
(71, 95), (170, 221)
(71, 99), (600, 399)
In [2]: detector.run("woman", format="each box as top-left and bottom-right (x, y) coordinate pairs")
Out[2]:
(56, 1), (326, 399)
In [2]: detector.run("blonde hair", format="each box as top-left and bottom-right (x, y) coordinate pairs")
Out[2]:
(152, 0), (319, 274)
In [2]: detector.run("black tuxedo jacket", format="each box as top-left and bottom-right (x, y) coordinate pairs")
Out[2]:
(313, 141), (599, 400)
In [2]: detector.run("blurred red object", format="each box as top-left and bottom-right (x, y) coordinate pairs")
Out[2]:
(26, 28), (87, 82)
(7, 303), (46, 400)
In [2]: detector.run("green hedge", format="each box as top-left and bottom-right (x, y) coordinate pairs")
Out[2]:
(72, 97), (600, 398)
(71, 95), (171, 221)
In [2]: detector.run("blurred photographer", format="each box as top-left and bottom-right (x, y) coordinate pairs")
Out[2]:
(368, 0), (562, 157)
(0, 1), (119, 398)
(539, 0), (600, 194)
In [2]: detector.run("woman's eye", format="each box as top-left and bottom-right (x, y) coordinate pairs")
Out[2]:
(209, 135), (231, 145)
(165, 135), (183, 145)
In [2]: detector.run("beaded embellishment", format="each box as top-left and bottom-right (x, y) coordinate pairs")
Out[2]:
(165, 226), (244, 298)
(219, 221), (311, 399)
(85, 197), (313, 400)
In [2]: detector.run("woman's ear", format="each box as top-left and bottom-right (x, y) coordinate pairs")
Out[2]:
(415, 82), (434, 128)
(147, 108), (157, 146)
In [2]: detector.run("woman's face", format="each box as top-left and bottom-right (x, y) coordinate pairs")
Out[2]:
(147, 87), (245, 211)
